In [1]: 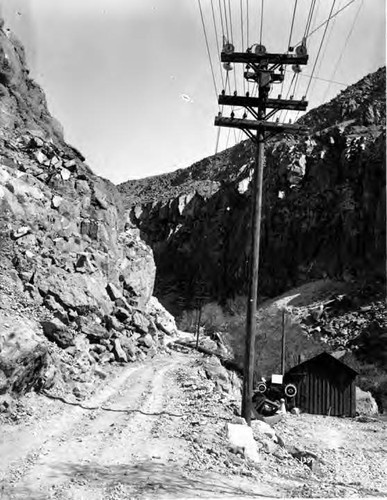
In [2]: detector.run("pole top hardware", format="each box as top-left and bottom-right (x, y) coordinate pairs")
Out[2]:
(223, 37), (235, 55)
(254, 44), (267, 56)
(295, 37), (308, 56)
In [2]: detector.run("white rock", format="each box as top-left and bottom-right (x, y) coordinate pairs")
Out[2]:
(60, 168), (71, 181)
(356, 386), (379, 415)
(226, 423), (260, 463)
(251, 420), (277, 440)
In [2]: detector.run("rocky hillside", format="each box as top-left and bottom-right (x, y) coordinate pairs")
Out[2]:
(119, 67), (386, 315)
(0, 22), (177, 399)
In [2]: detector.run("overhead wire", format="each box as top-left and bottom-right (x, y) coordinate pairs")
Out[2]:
(260, 0), (264, 46)
(280, 0), (299, 98)
(210, 0), (225, 90)
(305, 0), (337, 97)
(304, 0), (317, 38)
(218, 0), (225, 38)
(298, 73), (348, 86)
(246, 0), (250, 47)
(279, 0), (316, 122)
(295, 0), (357, 46)
(240, 0), (246, 94)
(197, 0), (219, 103)
(222, 0), (230, 41)
(227, 0), (238, 92)
(307, 0), (342, 99)
(322, 0), (363, 101)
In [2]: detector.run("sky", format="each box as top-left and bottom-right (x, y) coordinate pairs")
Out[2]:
(0, 0), (385, 184)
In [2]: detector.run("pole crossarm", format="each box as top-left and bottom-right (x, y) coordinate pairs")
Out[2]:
(215, 116), (308, 134)
(221, 51), (308, 65)
(218, 95), (308, 111)
(213, 43), (310, 426)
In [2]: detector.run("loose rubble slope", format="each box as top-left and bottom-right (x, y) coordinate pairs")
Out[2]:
(0, 21), (177, 400)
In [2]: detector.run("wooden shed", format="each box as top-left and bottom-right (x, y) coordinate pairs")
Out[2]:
(284, 352), (358, 417)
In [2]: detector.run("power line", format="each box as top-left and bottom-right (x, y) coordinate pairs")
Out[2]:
(246, 0), (250, 47)
(287, 0), (298, 50)
(197, 0), (219, 102)
(304, 0), (317, 38)
(307, 0), (342, 98)
(228, 0), (234, 43)
(227, 0), (238, 91)
(305, 0), (337, 96)
(260, 0), (264, 45)
(240, 0), (245, 49)
(281, 0), (299, 97)
(218, 0), (225, 38)
(240, 0), (246, 93)
(322, 0), (363, 101)
(296, 0), (357, 45)
(299, 73), (348, 86)
(210, 0), (225, 89)
(222, 0), (230, 40)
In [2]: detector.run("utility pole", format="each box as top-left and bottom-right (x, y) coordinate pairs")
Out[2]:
(281, 308), (286, 376)
(214, 42), (309, 425)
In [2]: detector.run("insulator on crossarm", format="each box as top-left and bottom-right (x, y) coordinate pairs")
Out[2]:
(246, 92), (250, 97)
(231, 111), (235, 119)
(221, 89), (226, 96)
(278, 94), (282, 99)
(290, 95), (294, 100)
(296, 37), (307, 56)
(233, 90), (237, 96)
(243, 112), (247, 119)
(218, 111), (222, 117)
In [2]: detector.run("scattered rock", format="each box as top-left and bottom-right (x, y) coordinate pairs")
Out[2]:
(51, 195), (62, 209)
(40, 318), (74, 349)
(113, 338), (127, 363)
(138, 333), (153, 349)
(356, 387), (379, 415)
(106, 283), (123, 302)
(81, 323), (109, 343)
(132, 310), (150, 334)
(226, 423), (260, 463)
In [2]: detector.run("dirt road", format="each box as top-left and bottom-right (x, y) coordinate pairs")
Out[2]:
(0, 353), (281, 499)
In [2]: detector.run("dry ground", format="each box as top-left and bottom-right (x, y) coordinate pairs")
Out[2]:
(0, 351), (386, 499)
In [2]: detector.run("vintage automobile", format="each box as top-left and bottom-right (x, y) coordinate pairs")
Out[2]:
(252, 374), (297, 416)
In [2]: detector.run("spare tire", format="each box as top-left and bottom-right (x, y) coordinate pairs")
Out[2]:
(285, 383), (297, 398)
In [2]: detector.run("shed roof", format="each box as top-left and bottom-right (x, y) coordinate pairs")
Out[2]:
(286, 351), (358, 377)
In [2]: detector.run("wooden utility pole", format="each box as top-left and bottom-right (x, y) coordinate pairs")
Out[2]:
(281, 308), (286, 376)
(214, 43), (309, 425)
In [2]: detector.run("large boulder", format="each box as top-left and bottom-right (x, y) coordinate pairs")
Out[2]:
(356, 387), (379, 415)
(40, 318), (74, 348)
(0, 313), (53, 393)
(226, 423), (260, 463)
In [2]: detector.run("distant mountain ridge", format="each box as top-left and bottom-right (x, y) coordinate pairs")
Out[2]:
(118, 67), (386, 313)
(119, 66), (386, 208)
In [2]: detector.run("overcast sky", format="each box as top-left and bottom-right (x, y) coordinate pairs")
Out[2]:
(1, 0), (385, 184)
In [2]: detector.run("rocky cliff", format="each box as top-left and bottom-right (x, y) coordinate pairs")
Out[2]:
(0, 22), (176, 398)
(119, 67), (386, 316)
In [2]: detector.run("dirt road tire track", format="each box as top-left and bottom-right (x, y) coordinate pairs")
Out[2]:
(1, 353), (279, 499)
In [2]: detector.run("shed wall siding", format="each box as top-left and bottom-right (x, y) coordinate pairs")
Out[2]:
(292, 366), (356, 417)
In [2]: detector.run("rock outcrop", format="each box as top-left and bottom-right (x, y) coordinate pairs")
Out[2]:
(0, 20), (176, 396)
(119, 67), (386, 317)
